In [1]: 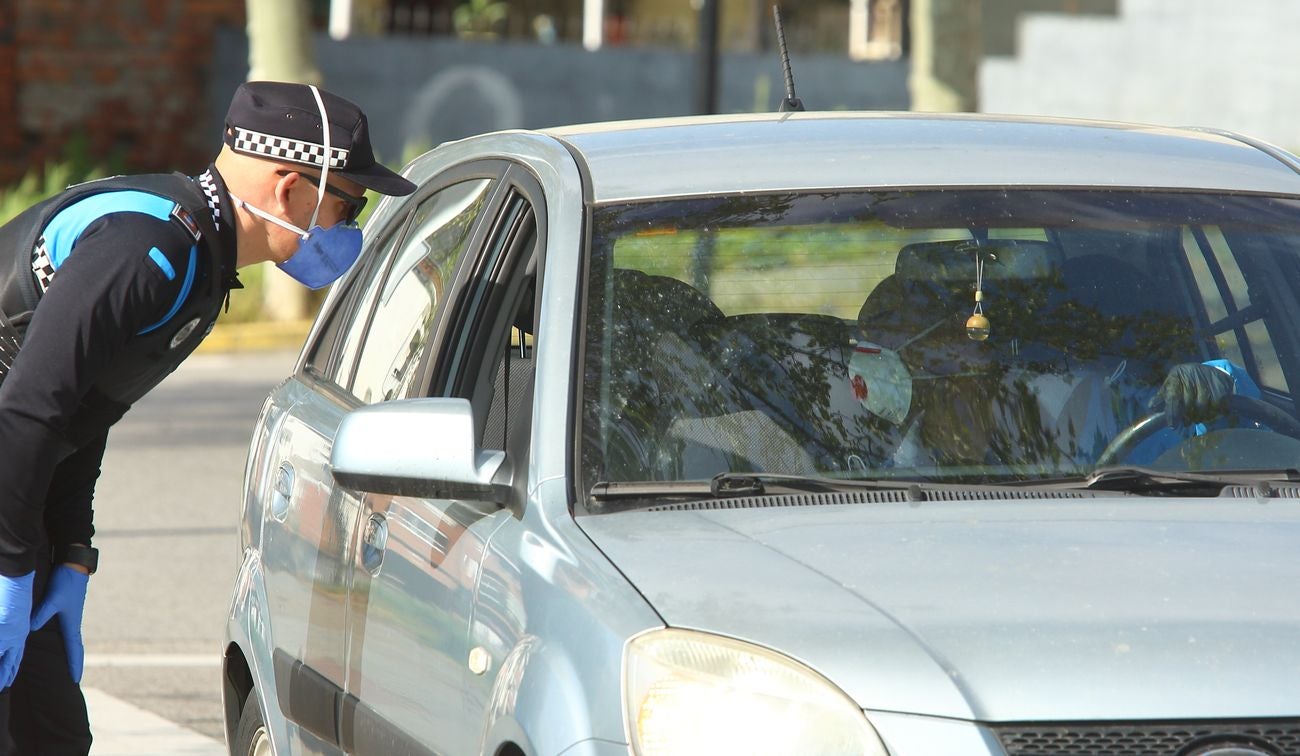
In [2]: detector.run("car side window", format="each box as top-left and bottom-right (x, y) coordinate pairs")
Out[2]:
(349, 178), (497, 404)
(473, 200), (538, 454)
(1183, 224), (1290, 392)
(302, 223), (408, 389)
(434, 177), (544, 457)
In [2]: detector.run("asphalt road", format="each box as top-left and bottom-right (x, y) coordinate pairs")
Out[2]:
(81, 348), (298, 746)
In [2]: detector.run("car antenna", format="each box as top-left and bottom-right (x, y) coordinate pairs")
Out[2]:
(772, 5), (805, 112)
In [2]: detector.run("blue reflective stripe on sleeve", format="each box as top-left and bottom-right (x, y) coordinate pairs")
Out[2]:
(137, 245), (198, 335)
(41, 191), (177, 269)
(147, 248), (176, 281)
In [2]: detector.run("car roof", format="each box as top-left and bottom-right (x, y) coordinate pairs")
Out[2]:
(529, 112), (1300, 203)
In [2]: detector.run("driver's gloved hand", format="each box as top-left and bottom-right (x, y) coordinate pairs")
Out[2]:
(1149, 362), (1235, 427)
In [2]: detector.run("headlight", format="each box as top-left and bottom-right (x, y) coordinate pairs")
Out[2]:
(624, 628), (887, 755)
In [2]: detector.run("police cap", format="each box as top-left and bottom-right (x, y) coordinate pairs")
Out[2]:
(223, 81), (416, 197)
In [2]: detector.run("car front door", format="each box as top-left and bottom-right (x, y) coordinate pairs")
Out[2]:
(258, 169), (502, 752)
(339, 165), (543, 756)
(254, 211), (420, 752)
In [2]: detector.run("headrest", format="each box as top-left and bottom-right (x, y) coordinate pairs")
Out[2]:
(895, 239), (1064, 284)
(610, 269), (723, 330)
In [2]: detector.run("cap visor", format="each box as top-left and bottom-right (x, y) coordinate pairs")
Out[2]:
(337, 163), (418, 196)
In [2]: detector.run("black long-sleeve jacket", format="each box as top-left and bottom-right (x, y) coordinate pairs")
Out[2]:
(0, 168), (240, 575)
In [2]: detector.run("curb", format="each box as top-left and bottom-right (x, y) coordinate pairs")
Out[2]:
(195, 319), (313, 354)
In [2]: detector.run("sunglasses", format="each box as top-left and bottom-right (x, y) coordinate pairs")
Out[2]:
(277, 170), (368, 224)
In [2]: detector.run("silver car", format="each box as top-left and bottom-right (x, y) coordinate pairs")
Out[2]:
(222, 113), (1300, 756)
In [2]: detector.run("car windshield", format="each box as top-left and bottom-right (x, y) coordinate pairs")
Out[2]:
(579, 189), (1300, 489)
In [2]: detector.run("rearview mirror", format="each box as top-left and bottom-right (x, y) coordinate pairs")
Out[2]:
(330, 398), (508, 503)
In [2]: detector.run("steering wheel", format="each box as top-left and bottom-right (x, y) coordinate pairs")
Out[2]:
(1096, 394), (1300, 467)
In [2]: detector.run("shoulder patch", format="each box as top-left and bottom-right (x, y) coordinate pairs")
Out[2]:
(169, 317), (203, 349)
(170, 204), (203, 242)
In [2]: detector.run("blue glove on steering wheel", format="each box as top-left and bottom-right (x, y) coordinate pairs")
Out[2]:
(0, 572), (34, 690)
(1149, 362), (1235, 427)
(31, 565), (90, 683)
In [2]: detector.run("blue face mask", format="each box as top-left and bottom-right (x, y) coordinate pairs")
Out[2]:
(230, 196), (364, 290)
(232, 84), (364, 290)
(278, 223), (364, 290)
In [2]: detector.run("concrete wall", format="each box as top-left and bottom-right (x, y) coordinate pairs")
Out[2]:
(211, 29), (910, 166)
(982, 0), (1118, 57)
(981, 0), (1300, 150)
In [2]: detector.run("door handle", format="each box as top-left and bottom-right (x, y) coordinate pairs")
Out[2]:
(361, 513), (388, 575)
(271, 463), (294, 523)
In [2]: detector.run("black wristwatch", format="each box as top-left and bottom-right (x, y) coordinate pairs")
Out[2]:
(52, 544), (99, 575)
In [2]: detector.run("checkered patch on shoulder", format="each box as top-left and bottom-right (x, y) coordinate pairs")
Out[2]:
(231, 127), (349, 169)
(170, 204), (202, 242)
(32, 236), (56, 294)
(198, 170), (222, 230)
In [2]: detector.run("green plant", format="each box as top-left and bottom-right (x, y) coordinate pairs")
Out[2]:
(453, 0), (508, 38)
(223, 261), (267, 324)
(0, 134), (120, 225)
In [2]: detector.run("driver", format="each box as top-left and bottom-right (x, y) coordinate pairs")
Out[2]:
(1135, 358), (1261, 464)
(851, 273), (1262, 471)
(850, 344), (1260, 470)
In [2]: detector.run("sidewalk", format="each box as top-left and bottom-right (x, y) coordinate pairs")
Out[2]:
(86, 687), (225, 755)
(82, 320), (308, 754)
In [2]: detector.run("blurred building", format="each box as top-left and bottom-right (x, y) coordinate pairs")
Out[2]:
(368, 0), (1117, 60)
(4, 0), (1296, 191)
(982, 0), (1300, 149)
(374, 0), (901, 56)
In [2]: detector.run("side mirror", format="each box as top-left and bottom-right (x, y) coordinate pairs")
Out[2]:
(330, 398), (508, 503)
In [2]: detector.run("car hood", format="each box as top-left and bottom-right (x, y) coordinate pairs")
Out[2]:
(578, 496), (1300, 721)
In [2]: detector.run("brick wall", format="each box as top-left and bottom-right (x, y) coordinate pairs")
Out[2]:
(0, 2), (19, 171)
(0, 0), (245, 187)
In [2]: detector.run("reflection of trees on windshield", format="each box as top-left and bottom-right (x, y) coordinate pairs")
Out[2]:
(1003, 273), (1201, 384)
(582, 190), (1300, 485)
(863, 267), (1201, 473)
(661, 313), (899, 473)
(593, 194), (801, 234)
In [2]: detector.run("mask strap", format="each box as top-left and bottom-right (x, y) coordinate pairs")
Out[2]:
(308, 85), (331, 231)
(228, 193), (310, 237)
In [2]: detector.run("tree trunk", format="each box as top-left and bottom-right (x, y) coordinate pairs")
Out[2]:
(245, 0), (320, 322)
(909, 0), (981, 112)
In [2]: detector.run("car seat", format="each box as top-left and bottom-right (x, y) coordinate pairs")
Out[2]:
(652, 312), (896, 477)
(856, 239), (1071, 373)
(595, 268), (724, 481)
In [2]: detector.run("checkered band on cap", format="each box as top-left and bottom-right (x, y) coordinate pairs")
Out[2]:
(231, 127), (349, 169)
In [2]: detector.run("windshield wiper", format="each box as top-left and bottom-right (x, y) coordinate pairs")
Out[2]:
(589, 472), (921, 506)
(1021, 466), (1300, 496)
(588, 472), (1047, 509)
(707, 472), (922, 497)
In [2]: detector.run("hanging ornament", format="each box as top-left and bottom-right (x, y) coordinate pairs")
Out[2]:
(966, 250), (990, 341)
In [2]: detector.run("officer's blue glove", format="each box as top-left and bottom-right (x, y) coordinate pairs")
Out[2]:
(31, 565), (89, 683)
(1149, 362), (1235, 427)
(0, 572), (34, 690)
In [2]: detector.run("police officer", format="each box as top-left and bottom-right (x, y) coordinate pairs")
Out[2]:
(0, 81), (415, 754)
